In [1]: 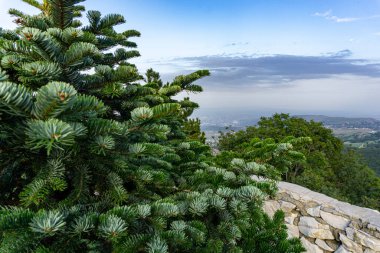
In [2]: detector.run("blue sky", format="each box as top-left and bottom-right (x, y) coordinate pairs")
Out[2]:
(84, 0), (380, 59)
(1, 0), (380, 119)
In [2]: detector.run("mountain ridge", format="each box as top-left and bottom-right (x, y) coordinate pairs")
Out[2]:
(295, 115), (380, 130)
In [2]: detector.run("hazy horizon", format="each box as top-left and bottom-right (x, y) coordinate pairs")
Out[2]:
(2, 0), (380, 119)
(190, 107), (380, 127)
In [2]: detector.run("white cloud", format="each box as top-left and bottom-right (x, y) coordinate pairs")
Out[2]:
(314, 10), (332, 17)
(314, 10), (380, 23)
(224, 42), (250, 47)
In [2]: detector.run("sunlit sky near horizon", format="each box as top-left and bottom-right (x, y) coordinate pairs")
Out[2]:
(1, 0), (380, 119)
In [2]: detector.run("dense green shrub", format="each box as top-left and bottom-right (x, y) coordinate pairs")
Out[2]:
(0, 1), (304, 252)
(218, 113), (380, 210)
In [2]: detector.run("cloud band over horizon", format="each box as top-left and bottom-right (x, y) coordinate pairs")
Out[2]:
(150, 50), (380, 89)
(143, 50), (380, 118)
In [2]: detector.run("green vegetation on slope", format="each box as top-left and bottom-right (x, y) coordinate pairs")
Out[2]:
(0, 1), (304, 252)
(357, 143), (380, 175)
(217, 113), (380, 210)
(337, 131), (380, 175)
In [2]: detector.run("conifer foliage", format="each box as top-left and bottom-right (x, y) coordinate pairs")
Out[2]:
(0, 1), (304, 252)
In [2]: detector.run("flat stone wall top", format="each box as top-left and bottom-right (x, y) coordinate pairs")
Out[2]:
(263, 180), (380, 253)
(277, 181), (380, 230)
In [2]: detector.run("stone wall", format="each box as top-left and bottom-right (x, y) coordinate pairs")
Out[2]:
(263, 181), (380, 253)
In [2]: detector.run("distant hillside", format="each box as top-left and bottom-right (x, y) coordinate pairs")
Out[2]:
(294, 115), (380, 176)
(295, 115), (380, 130)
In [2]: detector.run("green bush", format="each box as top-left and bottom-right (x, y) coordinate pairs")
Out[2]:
(218, 113), (380, 210)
